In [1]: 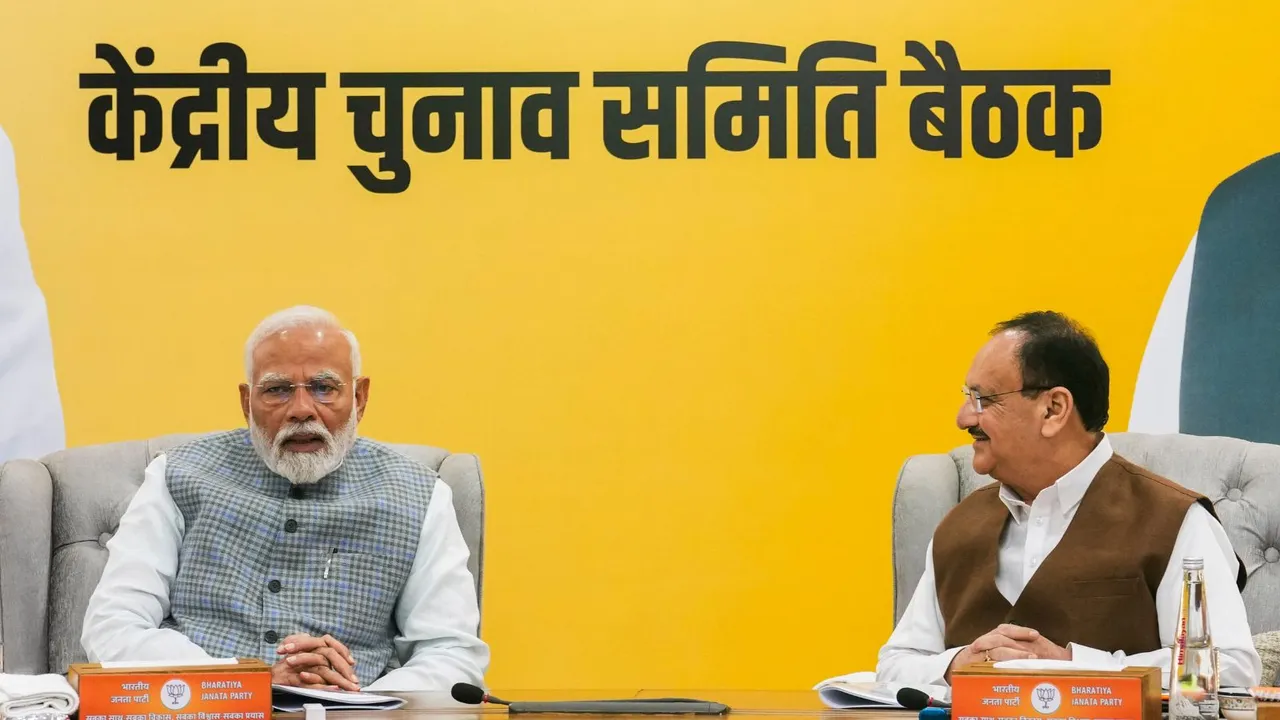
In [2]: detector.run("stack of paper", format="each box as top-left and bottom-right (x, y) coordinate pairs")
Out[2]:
(271, 686), (405, 712)
(812, 671), (950, 710)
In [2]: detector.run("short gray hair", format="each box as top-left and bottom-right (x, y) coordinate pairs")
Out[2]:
(244, 305), (362, 382)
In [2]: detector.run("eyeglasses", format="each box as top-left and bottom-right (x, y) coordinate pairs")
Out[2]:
(254, 379), (349, 406)
(961, 385), (1051, 413)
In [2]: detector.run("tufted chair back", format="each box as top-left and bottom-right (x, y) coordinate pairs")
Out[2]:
(891, 432), (1280, 632)
(0, 434), (485, 674)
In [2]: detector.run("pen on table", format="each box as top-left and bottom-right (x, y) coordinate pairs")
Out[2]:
(324, 547), (337, 579)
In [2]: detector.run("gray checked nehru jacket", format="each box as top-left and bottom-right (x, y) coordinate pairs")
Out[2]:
(158, 430), (434, 686)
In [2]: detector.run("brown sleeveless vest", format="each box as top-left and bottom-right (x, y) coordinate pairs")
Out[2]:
(932, 454), (1234, 654)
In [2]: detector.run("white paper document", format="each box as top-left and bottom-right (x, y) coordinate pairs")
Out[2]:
(993, 659), (1125, 672)
(98, 658), (241, 669)
(271, 685), (405, 712)
(812, 671), (951, 710)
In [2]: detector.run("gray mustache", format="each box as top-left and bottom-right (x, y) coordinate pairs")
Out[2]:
(275, 421), (333, 449)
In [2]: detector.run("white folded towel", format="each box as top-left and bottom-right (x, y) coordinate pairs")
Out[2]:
(0, 674), (80, 718)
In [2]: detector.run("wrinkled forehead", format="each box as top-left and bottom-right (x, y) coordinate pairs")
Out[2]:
(250, 325), (352, 383)
(965, 330), (1023, 393)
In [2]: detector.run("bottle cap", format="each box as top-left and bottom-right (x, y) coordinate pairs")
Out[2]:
(1183, 556), (1205, 569)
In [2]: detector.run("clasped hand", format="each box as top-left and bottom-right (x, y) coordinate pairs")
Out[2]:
(946, 624), (1070, 681)
(270, 633), (361, 691)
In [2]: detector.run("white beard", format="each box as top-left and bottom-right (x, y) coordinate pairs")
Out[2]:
(250, 411), (358, 485)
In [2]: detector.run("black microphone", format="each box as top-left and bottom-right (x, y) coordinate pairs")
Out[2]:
(450, 683), (728, 714)
(897, 687), (951, 710)
(452, 683), (511, 706)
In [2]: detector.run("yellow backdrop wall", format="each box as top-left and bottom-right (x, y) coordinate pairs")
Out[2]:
(1, 0), (1277, 692)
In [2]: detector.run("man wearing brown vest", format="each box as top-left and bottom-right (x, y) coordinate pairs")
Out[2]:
(877, 312), (1261, 688)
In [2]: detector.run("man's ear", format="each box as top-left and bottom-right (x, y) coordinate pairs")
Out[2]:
(354, 376), (370, 422)
(239, 383), (251, 423)
(1039, 387), (1075, 438)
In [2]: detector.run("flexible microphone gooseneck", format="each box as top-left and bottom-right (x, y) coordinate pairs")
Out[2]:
(450, 684), (729, 715)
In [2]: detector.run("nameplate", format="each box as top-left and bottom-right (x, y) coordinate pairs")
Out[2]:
(68, 659), (272, 720)
(951, 664), (1160, 720)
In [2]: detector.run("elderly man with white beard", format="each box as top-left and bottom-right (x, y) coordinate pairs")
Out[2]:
(81, 306), (489, 691)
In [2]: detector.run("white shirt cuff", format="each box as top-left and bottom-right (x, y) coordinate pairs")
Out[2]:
(935, 646), (968, 686)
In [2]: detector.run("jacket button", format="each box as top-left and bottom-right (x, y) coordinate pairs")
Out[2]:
(1266, 548), (1280, 563)
(268, 579), (282, 593)
(284, 519), (298, 533)
(1228, 488), (1243, 501)
(264, 630), (279, 643)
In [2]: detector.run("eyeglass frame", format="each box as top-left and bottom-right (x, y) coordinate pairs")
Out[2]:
(961, 385), (1053, 413)
(251, 376), (358, 406)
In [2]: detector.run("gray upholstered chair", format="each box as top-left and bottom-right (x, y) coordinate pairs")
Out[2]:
(0, 433), (484, 674)
(893, 432), (1280, 628)
(892, 431), (1280, 679)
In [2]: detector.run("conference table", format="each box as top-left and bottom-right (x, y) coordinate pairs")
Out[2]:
(274, 690), (903, 720)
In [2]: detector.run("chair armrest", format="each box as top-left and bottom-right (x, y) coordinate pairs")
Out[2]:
(438, 453), (485, 626)
(0, 459), (53, 673)
(891, 454), (960, 625)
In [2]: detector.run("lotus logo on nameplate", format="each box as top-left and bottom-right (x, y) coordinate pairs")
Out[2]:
(161, 679), (192, 711)
(1032, 683), (1061, 714)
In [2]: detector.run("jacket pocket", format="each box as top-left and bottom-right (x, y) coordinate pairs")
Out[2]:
(1072, 576), (1143, 599)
